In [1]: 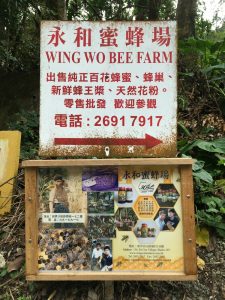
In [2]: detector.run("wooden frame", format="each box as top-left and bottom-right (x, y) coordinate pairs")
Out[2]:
(22, 158), (197, 281)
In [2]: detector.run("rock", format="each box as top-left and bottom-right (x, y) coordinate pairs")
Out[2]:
(7, 255), (24, 272)
(0, 253), (6, 269)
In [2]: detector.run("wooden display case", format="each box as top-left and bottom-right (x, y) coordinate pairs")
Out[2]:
(22, 158), (197, 281)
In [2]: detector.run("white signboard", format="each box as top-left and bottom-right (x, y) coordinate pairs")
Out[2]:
(40, 21), (177, 157)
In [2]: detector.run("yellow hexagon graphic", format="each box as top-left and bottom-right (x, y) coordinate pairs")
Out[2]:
(133, 195), (159, 219)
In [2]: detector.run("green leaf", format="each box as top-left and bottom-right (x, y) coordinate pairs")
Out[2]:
(220, 207), (225, 214)
(196, 140), (225, 153)
(206, 208), (219, 213)
(208, 75), (225, 82)
(203, 63), (225, 73)
(215, 154), (225, 166)
(202, 196), (224, 208)
(193, 160), (205, 172)
(215, 228), (225, 238)
(206, 221), (225, 230)
(0, 267), (7, 277)
(178, 72), (194, 77)
(193, 169), (213, 184)
(180, 139), (225, 154)
(210, 38), (225, 53)
(178, 121), (192, 137)
(177, 140), (189, 149)
(10, 270), (20, 279)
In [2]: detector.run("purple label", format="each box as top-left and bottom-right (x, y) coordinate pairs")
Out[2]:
(82, 168), (118, 191)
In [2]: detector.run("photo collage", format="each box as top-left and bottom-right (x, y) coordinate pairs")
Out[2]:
(38, 167), (116, 272)
(38, 166), (183, 272)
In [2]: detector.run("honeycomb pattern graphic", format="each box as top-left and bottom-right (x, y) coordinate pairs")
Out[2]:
(154, 208), (180, 232)
(153, 184), (179, 207)
(133, 220), (160, 244)
(133, 195), (159, 219)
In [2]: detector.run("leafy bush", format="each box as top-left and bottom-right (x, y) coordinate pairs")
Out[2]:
(177, 34), (225, 237)
(179, 138), (225, 237)
(7, 110), (39, 160)
(178, 37), (225, 117)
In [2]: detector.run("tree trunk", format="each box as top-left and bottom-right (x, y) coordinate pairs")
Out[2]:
(56, 0), (67, 20)
(176, 0), (197, 39)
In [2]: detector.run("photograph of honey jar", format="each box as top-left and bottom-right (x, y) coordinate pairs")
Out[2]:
(118, 186), (133, 204)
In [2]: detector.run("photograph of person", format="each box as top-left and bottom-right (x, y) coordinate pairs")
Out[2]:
(91, 241), (113, 271)
(39, 168), (88, 229)
(163, 208), (180, 231)
(49, 174), (69, 214)
(101, 246), (113, 271)
(155, 209), (167, 231)
(91, 242), (103, 270)
(48, 174), (73, 229)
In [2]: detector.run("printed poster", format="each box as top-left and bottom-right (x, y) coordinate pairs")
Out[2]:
(38, 166), (183, 272)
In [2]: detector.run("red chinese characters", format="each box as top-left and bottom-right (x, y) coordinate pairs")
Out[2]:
(126, 27), (144, 47)
(152, 27), (170, 47)
(45, 23), (173, 133)
(47, 25), (172, 48)
(74, 27), (91, 47)
(48, 27), (65, 47)
(100, 27), (118, 47)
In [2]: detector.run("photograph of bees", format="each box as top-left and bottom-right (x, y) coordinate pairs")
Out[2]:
(38, 166), (184, 272)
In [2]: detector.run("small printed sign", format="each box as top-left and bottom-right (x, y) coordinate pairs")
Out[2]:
(42, 213), (85, 223)
(40, 21), (177, 157)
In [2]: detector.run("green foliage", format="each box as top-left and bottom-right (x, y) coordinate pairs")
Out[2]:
(0, 0), (39, 71)
(7, 110), (39, 160)
(179, 37), (225, 70)
(68, 0), (134, 21)
(195, 1), (213, 39)
(158, 0), (176, 20)
(179, 138), (225, 237)
(0, 267), (7, 278)
(178, 23), (225, 238)
(180, 139), (225, 155)
(0, 0), (66, 72)
(178, 37), (225, 117)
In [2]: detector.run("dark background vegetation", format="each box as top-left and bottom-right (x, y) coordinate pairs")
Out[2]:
(0, 0), (224, 299)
